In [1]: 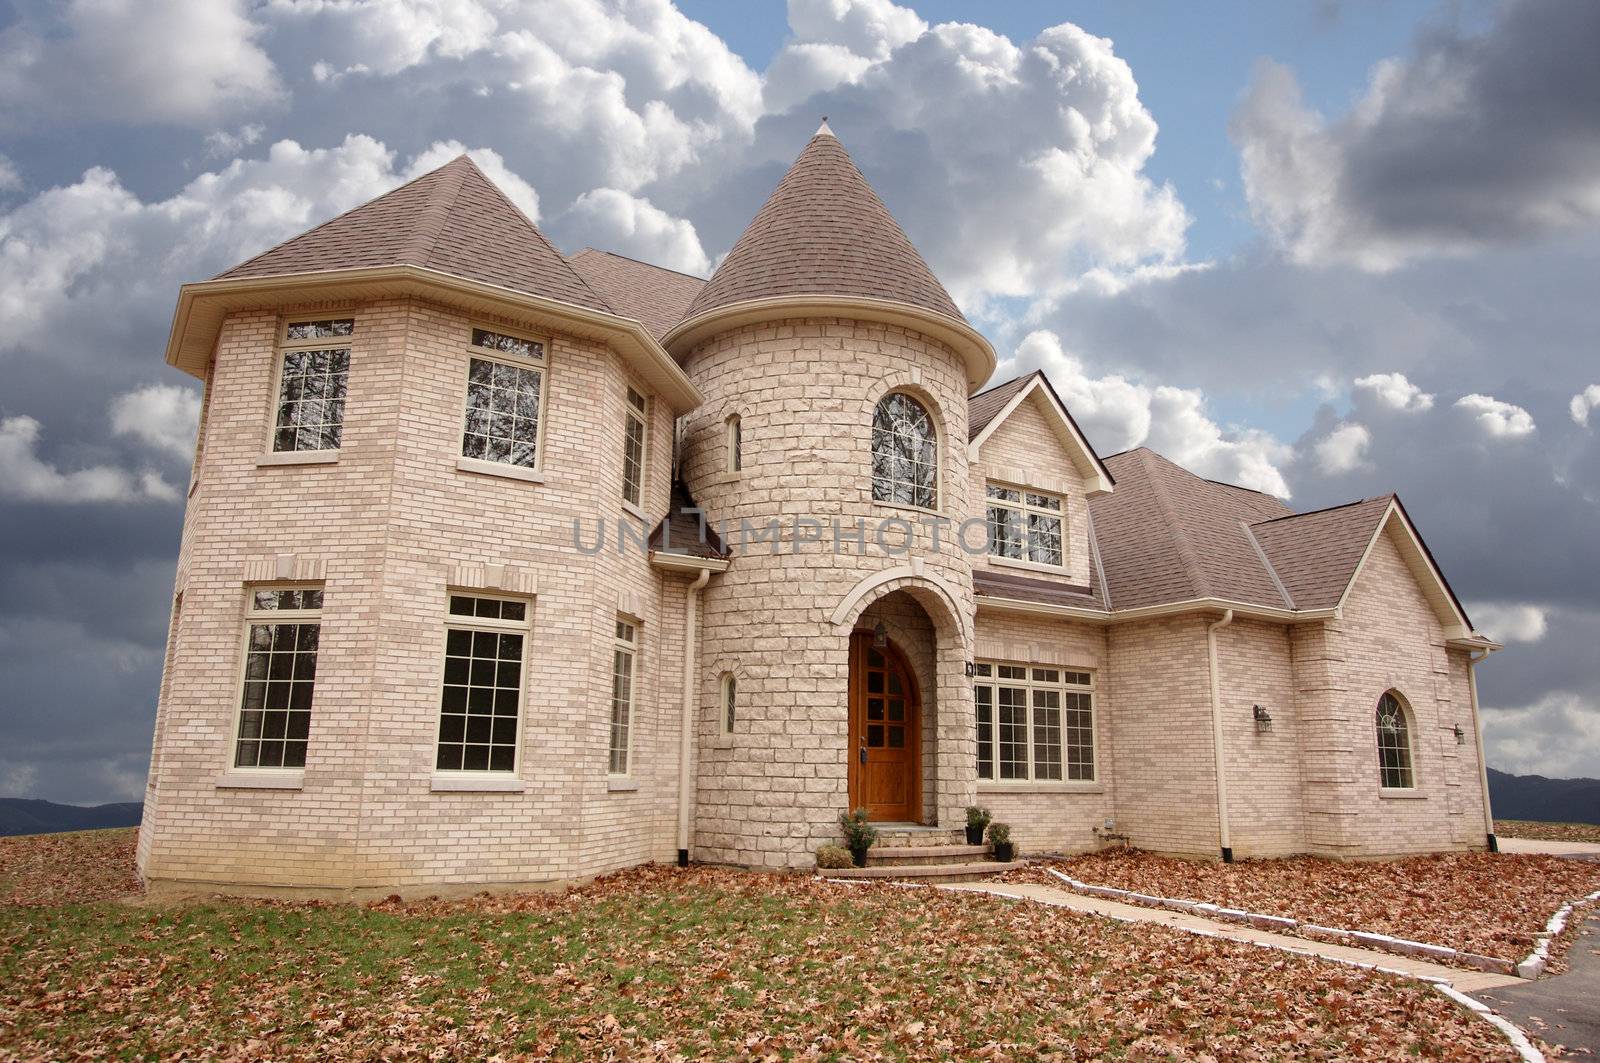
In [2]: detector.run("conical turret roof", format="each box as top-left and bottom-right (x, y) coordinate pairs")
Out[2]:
(216, 155), (613, 315)
(683, 124), (964, 323)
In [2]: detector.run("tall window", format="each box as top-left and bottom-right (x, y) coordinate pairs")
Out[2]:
(871, 392), (937, 509)
(610, 619), (637, 775)
(987, 483), (1064, 567)
(436, 594), (529, 773)
(720, 672), (736, 734)
(1375, 691), (1416, 789)
(973, 663), (1094, 783)
(461, 327), (546, 470)
(234, 587), (323, 769)
(622, 386), (647, 508)
(726, 414), (742, 473)
(272, 318), (352, 453)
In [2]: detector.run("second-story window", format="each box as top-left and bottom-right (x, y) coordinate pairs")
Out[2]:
(871, 392), (937, 509)
(462, 327), (546, 471)
(986, 484), (1064, 567)
(622, 386), (647, 509)
(272, 318), (353, 453)
(726, 414), (742, 473)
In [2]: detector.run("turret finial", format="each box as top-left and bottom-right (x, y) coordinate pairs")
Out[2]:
(815, 116), (835, 138)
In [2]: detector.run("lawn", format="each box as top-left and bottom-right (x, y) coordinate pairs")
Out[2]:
(1021, 848), (1600, 967)
(0, 831), (1524, 1060)
(1496, 820), (1600, 845)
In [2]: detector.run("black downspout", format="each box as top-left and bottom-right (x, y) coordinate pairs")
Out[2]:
(1486, 834), (1499, 853)
(677, 848), (689, 867)
(1221, 846), (1234, 864)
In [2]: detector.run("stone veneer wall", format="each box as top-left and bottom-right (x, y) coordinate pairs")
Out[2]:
(681, 316), (977, 868)
(971, 610), (1113, 855)
(139, 297), (681, 892)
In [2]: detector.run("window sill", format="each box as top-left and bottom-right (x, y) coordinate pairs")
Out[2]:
(621, 500), (646, 521)
(216, 770), (303, 790)
(871, 500), (942, 520)
(978, 782), (1102, 796)
(708, 469), (742, 486)
(1379, 788), (1427, 800)
(430, 774), (525, 793)
(988, 555), (1070, 577)
(606, 777), (639, 792)
(456, 457), (545, 484)
(258, 450), (339, 467)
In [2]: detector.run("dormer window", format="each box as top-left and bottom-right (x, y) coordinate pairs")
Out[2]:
(271, 318), (353, 453)
(871, 392), (936, 509)
(986, 483), (1064, 568)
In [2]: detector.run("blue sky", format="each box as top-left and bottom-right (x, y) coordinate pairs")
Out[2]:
(1, 0), (1598, 801)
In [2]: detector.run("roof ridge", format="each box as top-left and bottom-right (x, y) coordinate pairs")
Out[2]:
(969, 369), (1041, 401)
(1252, 494), (1393, 527)
(572, 247), (708, 283)
(403, 155), (470, 265)
(1138, 449), (1212, 599)
(1240, 520), (1295, 609)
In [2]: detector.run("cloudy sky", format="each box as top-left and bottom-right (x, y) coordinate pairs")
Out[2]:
(2, 0), (1597, 803)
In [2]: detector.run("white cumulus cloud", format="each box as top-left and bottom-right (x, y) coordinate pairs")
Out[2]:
(0, 416), (176, 504)
(1354, 372), (1433, 412)
(1468, 602), (1548, 645)
(110, 385), (202, 461)
(1313, 423), (1370, 474)
(1482, 693), (1600, 780)
(1569, 384), (1600, 428)
(563, 189), (710, 276)
(1455, 394), (1535, 439)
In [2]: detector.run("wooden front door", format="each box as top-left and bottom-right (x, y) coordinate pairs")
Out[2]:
(847, 631), (921, 822)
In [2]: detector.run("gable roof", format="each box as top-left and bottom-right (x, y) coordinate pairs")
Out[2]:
(1250, 496), (1393, 610)
(682, 126), (963, 324)
(967, 370), (1115, 493)
(218, 155), (614, 316)
(568, 248), (705, 341)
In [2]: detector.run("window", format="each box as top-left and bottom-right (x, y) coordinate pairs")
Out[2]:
(610, 619), (637, 775)
(436, 594), (529, 773)
(272, 318), (352, 453)
(973, 663), (1094, 783)
(1375, 691), (1416, 789)
(461, 326), (546, 470)
(622, 386), (647, 509)
(726, 414), (742, 473)
(986, 483), (1064, 567)
(234, 587), (323, 769)
(720, 672), (736, 734)
(871, 392), (937, 509)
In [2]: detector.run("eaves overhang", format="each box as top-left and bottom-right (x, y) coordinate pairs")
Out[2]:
(974, 593), (1341, 626)
(164, 265), (705, 413)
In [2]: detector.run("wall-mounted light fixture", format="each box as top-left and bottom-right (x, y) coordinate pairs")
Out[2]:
(1454, 724), (1466, 745)
(872, 621), (888, 649)
(1253, 704), (1273, 733)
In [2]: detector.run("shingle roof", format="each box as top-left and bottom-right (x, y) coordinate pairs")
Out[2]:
(1250, 497), (1394, 610)
(683, 127), (964, 323)
(1090, 449), (1292, 611)
(973, 567), (1104, 609)
(217, 155), (614, 315)
(568, 249), (705, 340)
(967, 372), (1037, 441)
(648, 480), (728, 559)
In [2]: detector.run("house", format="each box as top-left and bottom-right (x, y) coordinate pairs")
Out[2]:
(136, 122), (1501, 894)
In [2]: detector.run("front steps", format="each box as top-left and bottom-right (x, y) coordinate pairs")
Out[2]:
(820, 823), (1022, 883)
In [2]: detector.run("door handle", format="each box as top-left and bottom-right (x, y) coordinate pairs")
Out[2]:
(859, 746), (867, 766)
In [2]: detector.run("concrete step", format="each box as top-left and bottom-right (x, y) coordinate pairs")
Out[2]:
(871, 825), (967, 848)
(867, 844), (991, 866)
(821, 860), (1026, 884)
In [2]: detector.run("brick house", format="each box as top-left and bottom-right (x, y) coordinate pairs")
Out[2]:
(137, 123), (1502, 894)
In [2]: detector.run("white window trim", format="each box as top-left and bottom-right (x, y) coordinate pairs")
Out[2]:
(430, 590), (533, 788)
(622, 384), (648, 516)
(973, 660), (1098, 787)
(1376, 691), (1420, 792)
(609, 619), (638, 778)
(222, 583), (324, 780)
(456, 323), (551, 479)
(985, 481), (1068, 570)
(264, 315), (356, 459)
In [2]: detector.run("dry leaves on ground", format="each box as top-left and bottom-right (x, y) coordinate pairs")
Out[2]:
(1014, 848), (1600, 965)
(0, 831), (1523, 1061)
(1496, 820), (1600, 844)
(0, 829), (142, 906)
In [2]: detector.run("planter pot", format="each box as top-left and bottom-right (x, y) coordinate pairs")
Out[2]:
(992, 842), (1015, 863)
(965, 825), (986, 845)
(850, 845), (870, 868)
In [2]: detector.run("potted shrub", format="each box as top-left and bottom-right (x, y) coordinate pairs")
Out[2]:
(815, 844), (854, 870)
(838, 807), (878, 867)
(964, 805), (991, 846)
(988, 822), (1016, 863)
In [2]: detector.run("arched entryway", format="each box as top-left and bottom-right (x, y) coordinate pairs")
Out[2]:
(847, 630), (922, 821)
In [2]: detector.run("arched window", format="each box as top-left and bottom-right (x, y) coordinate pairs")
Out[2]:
(720, 672), (736, 734)
(1375, 691), (1415, 789)
(726, 414), (741, 473)
(871, 392), (937, 509)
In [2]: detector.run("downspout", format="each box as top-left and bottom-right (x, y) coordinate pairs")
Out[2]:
(677, 567), (711, 867)
(1207, 609), (1235, 862)
(1467, 649), (1498, 853)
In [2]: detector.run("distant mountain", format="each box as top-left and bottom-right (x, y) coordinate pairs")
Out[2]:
(0, 799), (144, 837)
(1488, 768), (1600, 826)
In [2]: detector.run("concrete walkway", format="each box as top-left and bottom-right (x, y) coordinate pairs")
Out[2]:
(944, 880), (1523, 994)
(1498, 837), (1600, 858)
(1475, 911), (1600, 1054)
